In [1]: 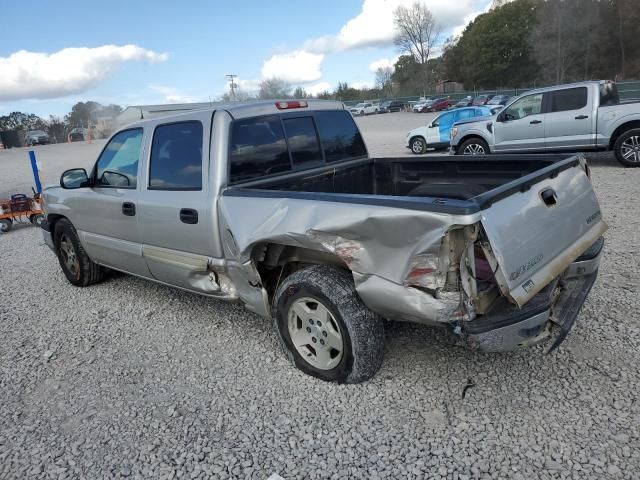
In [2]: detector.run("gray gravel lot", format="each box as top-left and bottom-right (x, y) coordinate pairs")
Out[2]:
(1, 112), (639, 479)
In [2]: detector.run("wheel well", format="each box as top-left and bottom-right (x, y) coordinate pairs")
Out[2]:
(410, 135), (426, 145)
(252, 243), (347, 300)
(609, 121), (640, 150)
(457, 135), (489, 152)
(46, 214), (67, 238)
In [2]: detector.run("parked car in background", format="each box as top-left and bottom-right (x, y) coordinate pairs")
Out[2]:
(406, 106), (494, 154)
(487, 95), (511, 106)
(24, 130), (50, 146)
(473, 95), (495, 106)
(450, 80), (640, 167)
(379, 100), (405, 113)
(349, 102), (378, 116)
(453, 96), (474, 108)
(424, 98), (450, 112)
(41, 99), (607, 383)
(412, 100), (430, 112)
(68, 128), (86, 142)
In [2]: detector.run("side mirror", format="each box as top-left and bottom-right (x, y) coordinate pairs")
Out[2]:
(429, 122), (437, 128)
(60, 168), (90, 189)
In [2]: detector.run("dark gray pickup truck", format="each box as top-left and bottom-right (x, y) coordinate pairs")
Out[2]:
(41, 100), (607, 383)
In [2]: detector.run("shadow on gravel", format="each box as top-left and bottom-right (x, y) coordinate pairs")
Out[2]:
(583, 151), (618, 167)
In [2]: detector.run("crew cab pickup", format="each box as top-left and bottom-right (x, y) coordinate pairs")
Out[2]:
(41, 100), (607, 383)
(450, 80), (640, 167)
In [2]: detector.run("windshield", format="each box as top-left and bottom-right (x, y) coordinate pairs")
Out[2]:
(487, 96), (503, 104)
(354, 103), (366, 108)
(29, 130), (46, 135)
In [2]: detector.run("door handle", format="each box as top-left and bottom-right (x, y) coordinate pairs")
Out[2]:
(575, 115), (589, 120)
(530, 120), (542, 124)
(179, 208), (198, 224)
(540, 188), (557, 207)
(122, 202), (136, 216)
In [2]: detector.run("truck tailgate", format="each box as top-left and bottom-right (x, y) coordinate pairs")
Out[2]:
(479, 160), (607, 306)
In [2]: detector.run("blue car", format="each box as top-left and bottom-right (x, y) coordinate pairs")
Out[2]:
(405, 106), (494, 154)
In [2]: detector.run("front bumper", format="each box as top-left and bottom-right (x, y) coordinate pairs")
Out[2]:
(461, 237), (604, 352)
(41, 219), (55, 251)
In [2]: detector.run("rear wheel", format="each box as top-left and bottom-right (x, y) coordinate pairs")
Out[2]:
(53, 219), (104, 286)
(410, 137), (427, 154)
(273, 265), (384, 383)
(0, 219), (12, 233)
(459, 137), (490, 155)
(614, 128), (640, 167)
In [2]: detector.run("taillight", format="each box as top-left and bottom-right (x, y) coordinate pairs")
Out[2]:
(404, 254), (439, 289)
(275, 100), (308, 110)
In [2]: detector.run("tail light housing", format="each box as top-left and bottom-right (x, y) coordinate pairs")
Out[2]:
(275, 101), (308, 110)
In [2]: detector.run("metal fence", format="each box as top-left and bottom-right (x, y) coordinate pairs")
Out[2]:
(342, 80), (640, 107)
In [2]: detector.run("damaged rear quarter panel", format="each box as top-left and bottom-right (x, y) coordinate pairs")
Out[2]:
(218, 194), (482, 324)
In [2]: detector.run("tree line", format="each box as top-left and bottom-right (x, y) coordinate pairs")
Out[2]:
(0, 102), (123, 144)
(392, 0), (640, 96)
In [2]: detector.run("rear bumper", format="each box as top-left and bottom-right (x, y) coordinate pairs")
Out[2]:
(462, 237), (603, 352)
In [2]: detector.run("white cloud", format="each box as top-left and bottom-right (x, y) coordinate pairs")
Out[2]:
(149, 85), (193, 103)
(304, 0), (489, 54)
(368, 56), (399, 72)
(304, 81), (332, 96)
(0, 45), (168, 101)
(351, 81), (375, 90)
(261, 50), (324, 83)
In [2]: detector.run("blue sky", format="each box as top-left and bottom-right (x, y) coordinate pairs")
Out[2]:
(0, 0), (491, 118)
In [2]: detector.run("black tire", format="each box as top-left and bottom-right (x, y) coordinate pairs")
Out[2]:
(410, 136), (427, 154)
(272, 265), (384, 384)
(613, 128), (640, 167)
(458, 137), (490, 155)
(53, 218), (104, 286)
(0, 219), (12, 233)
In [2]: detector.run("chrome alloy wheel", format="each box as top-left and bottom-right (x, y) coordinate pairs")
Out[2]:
(463, 143), (486, 155)
(287, 297), (344, 370)
(59, 234), (79, 278)
(621, 136), (640, 163)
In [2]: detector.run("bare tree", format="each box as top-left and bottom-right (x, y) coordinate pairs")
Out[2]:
(258, 78), (292, 99)
(374, 67), (393, 94)
(393, 2), (442, 93)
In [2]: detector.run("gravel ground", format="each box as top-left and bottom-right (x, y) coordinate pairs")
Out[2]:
(1, 112), (639, 479)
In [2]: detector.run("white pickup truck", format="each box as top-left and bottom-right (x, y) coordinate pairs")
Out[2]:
(450, 80), (640, 167)
(41, 100), (607, 383)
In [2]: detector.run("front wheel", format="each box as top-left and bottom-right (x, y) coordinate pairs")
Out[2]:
(459, 137), (490, 155)
(614, 128), (640, 167)
(410, 137), (427, 154)
(0, 219), (12, 233)
(53, 218), (104, 286)
(273, 265), (384, 383)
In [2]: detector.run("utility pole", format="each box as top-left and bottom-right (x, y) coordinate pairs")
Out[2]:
(226, 74), (238, 101)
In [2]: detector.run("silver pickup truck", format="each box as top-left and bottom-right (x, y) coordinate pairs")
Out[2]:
(41, 100), (607, 383)
(450, 80), (640, 167)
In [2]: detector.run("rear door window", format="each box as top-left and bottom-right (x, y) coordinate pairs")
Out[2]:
(550, 87), (588, 112)
(314, 110), (367, 163)
(149, 121), (203, 190)
(282, 117), (323, 169)
(455, 109), (475, 121)
(229, 116), (290, 182)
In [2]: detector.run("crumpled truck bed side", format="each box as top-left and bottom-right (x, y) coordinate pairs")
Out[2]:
(218, 193), (482, 324)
